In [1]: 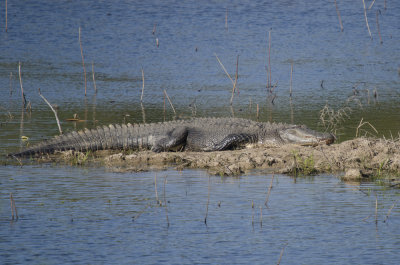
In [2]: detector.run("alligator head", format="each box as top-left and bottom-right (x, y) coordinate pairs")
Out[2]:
(279, 125), (335, 146)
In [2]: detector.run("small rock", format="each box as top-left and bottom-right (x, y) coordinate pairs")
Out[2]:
(342, 168), (362, 180)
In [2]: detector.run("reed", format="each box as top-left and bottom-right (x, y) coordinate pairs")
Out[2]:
(163, 175), (169, 227)
(251, 200), (254, 226)
(230, 55), (239, 105)
(383, 199), (398, 223)
(18, 62), (26, 108)
(368, 0), (376, 10)
(374, 193), (378, 226)
(259, 205), (263, 227)
(9, 72), (13, 96)
(152, 23), (156, 35)
(256, 104), (259, 121)
(154, 174), (160, 205)
(376, 10), (383, 44)
(156, 38), (159, 48)
(355, 118), (378, 138)
(141, 67), (145, 102)
(214, 53), (234, 85)
(5, 0), (7, 32)
(79, 27), (87, 96)
(334, 0), (344, 32)
(10, 193), (18, 221)
(204, 176), (210, 224)
(38, 88), (63, 135)
(289, 62), (293, 98)
(267, 29), (272, 89)
(277, 243), (288, 265)
(225, 7), (228, 30)
(163, 89), (176, 116)
(264, 174), (274, 207)
(362, 0), (372, 39)
(91, 62), (97, 94)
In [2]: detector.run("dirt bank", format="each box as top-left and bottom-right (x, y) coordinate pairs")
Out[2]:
(63, 137), (399, 181)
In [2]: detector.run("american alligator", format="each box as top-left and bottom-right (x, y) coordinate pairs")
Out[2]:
(9, 117), (334, 157)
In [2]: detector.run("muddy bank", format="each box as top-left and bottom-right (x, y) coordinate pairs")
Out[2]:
(74, 138), (400, 181)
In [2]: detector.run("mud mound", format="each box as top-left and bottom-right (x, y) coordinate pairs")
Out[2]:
(100, 138), (400, 180)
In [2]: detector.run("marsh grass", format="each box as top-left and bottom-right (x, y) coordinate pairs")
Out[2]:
(292, 151), (317, 176)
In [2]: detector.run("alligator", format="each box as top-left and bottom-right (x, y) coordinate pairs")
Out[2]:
(8, 117), (334, 157)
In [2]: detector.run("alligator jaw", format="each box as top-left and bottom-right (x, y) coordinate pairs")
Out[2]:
(279, 126), (335, 146)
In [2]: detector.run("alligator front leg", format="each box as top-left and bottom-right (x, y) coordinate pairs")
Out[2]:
(151, 127), (189, 152)
(205, 133), (256, 151)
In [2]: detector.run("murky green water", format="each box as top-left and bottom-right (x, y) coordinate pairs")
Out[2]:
(1, 0), (399, 263)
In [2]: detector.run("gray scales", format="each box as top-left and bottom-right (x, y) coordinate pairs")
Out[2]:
(9, 117), (335, 157)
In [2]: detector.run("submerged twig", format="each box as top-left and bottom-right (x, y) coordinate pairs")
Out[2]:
(383, 199), (398, 223)
(277, 243), (288, 265)
(38, 88), (63, 135)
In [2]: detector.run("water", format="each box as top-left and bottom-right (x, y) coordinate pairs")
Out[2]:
(0, 1), (400, 263)
(1, 167), (399, 264)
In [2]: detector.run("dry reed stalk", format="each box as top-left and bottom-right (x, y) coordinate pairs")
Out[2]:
(152, 23), (156, 35)
(163, 93), (166, 122)
(289, 61), (293, 98)
(252, 200), (254, 226)
(277, 243), (288, 265)
(141, 68), (145, 102)
(225, 7), (228, 30)
(10, 193), (18, 220)
(259, 205), (263, 227)
(376, 10), (383, 44)
(91, 62), (97, 93)
(362, 0), (372, 39)
(355, 118), (378, 137)
(368, 0), (376, 10)
(154, 174), (160, 205)
(256, 104), (259, 121)
(214, 53), (234, 85)
(334, 0), (344, 32)
(375, 193), (378, 226)
(163, 175), (169, 227)
(230, 55), (239, 105)
(204, 176), (210, 224)
(38, 88), (63, 135)
(9, 72), (13, 96)
(156, 38), (159, 48)
(383, 199), (398, 223)
(132, 203), (150, 222)
(163, 89), (176, 116)
(5, 0), (7, 32)
(18, 62), (26, 108)
(79, 27), (87, 96)
(384, 0), (387, 10)
(264, 174), (274, 207)
(141, 102), (146, 124)
(267, 29), (272, 89)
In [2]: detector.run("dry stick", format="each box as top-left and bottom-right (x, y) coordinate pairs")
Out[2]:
(204, 176), (210, 224)
(163, 175), (169, 227)
(251, 200), (254, 227)
(91, 62), (97, 94)
(362, 0), (372, 39)
(10, 193), (18, 220)
(277, 243), (288, 265)
(152, 23), (156, 35)
(259, 205), (263, 227)
(230, 55), (239, 105)
(79, 27), (87, 96)
(355, 118), (378, 137)
(289, 61), (293, 98)
(264, 174), (274, 207)
(18, 62), (26, 108)
(163, 93), (166, 122)
(214, 53), (234, 85)
(334, 0), (344, 32)
(163, 89), (176, 116)
(38, 88), (63, 135)
(383, 199), (398, 223)
(376, 10), (383, 44)
(140, 67), (145, 102)
(256, 103), (259, 121)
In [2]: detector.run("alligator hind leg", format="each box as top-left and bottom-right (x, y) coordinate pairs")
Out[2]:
(205, 133), (256, 151)
(151, 127), (189, 152)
